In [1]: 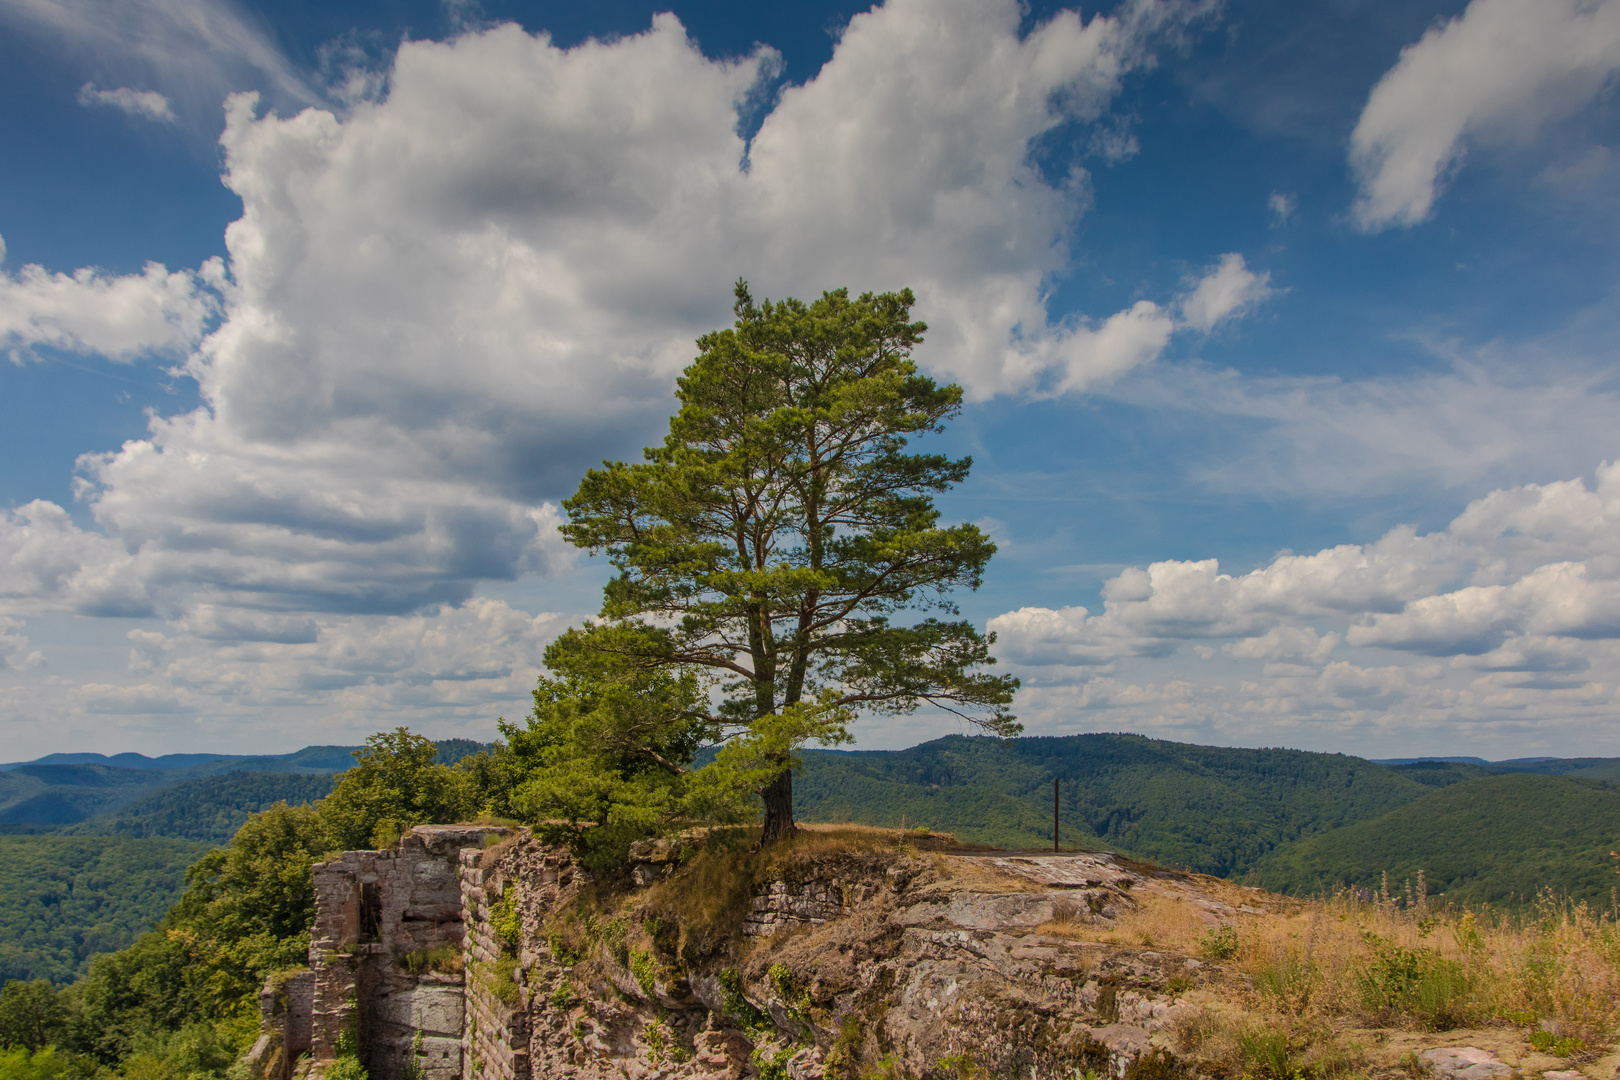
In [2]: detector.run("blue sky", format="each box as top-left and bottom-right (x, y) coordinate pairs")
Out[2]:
(5, 0), (1620, 760)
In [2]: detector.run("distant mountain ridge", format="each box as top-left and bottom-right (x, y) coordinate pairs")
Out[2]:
(0, 739), (491, 829)
(0, 745), (366, 774)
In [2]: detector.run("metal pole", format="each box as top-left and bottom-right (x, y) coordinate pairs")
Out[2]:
(1053, 777), (1059, 852)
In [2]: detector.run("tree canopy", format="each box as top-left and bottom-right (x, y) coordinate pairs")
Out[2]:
(528, 282), (1018, 843)
(319, 728), (479, 850)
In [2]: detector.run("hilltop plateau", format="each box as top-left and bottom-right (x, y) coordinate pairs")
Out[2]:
(260, 823), (1619, 1080)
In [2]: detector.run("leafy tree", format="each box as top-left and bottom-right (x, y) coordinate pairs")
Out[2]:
(454, 742), (520, 820)
(60, 929), (214, 1065)
(165, 802), (328, 1010)
(556, 282), (1018, 843)
(0, 981), (64, 1052)
(502, 645), (723, 870)
(0, 1045), (72, 1080)
(319, 729), (479, 849)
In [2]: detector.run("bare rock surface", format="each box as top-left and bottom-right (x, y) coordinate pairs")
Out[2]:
(1420, 1047), (1514, 1080)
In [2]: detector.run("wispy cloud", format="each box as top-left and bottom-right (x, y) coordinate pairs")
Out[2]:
(77, 82), (176, 122)
(1350, 0), (1620, 231)
(1, 0), (316, 126)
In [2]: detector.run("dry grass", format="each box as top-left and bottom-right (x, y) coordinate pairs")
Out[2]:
(932, 855), (1049, 895)
(1028, 877), (1620, 1077)
(1225, 889), (1620, 1040)
(1159, 887), (1620, 1078)
(1036, 889), (1222, 948)
(589, 824), (949, 966)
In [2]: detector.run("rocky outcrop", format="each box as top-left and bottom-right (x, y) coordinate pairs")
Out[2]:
(272, 828), (1239, 1080)
(455, 838), (1226, 1080)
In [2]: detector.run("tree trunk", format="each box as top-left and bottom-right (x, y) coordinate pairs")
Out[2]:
(759, 768), (795, 846)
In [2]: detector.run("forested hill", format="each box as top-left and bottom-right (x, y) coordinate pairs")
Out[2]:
(54, 772), (338, 843)
(792, 733), (1439, 876)
(1250, 773), (1620, 907)
(0, 835), (211, 984)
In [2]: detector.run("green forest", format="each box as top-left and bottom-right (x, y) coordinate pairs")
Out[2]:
(1249, 772), (1620, 907)
(792, 734), (1440, 875)
(55, 774), (337, 843)
(0, 837), (211, 985)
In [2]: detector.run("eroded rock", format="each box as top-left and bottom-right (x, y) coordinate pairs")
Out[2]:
(1420, 1047), (1514, 1080)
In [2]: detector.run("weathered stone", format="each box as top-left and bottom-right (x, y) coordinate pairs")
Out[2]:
(1420, 1047), (1514, 1080)
(271, 826), (1258, 1080)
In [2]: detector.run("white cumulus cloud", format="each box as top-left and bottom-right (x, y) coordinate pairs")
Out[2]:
(1178, 253), (1274, 332)
(988, 464), (1620, 751)
(0, 238), (220, 361)
(0, 0), (1247, 630)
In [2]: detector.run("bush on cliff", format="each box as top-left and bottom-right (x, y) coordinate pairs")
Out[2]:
(319, 729), (479, 850)
(500, 636), (726, 874)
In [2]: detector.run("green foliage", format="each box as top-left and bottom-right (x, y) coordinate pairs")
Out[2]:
(753, 1046), (796, 1080)
(325, 1055), (368, 1080)
(0, 837), (210, 985)
(502, 651), (718, 871)
(555, 281), (1018, 843)
(63, 927), (223, 1064)
(1237, 1029), (1295, 1080)
(1527, 1031), (1585, 1056)
(162, 802), (328, 1011)
(489, 958), (520, 1007)
(0, 981), (65, 1052)
(1198, 924), (1239, 960)
(627, 948), (656, 997)
(319, 729), (479, 850)
(1252, 774), (1620, 907)
(453, 744), (519, 821)
(0, 1045), (72, 1080)
(1358, 932), (1476, 1030)
(717, 970), (770, 1035)
(489, 888), (520, 958)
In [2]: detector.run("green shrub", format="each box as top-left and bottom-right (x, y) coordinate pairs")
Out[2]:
(489, 887), (521, 957)
(1237, 1029), (1292, 1080)
(1198, 924), (1238, 960)
(326, 1056), (368, 1080)
(0, 1045), (73, 1080)
(1359, 933), (1475, 1030)
(1528, 1031), (1586, 1057)
(628, 948), (657, 997)
(717, 970), (770, 1035)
